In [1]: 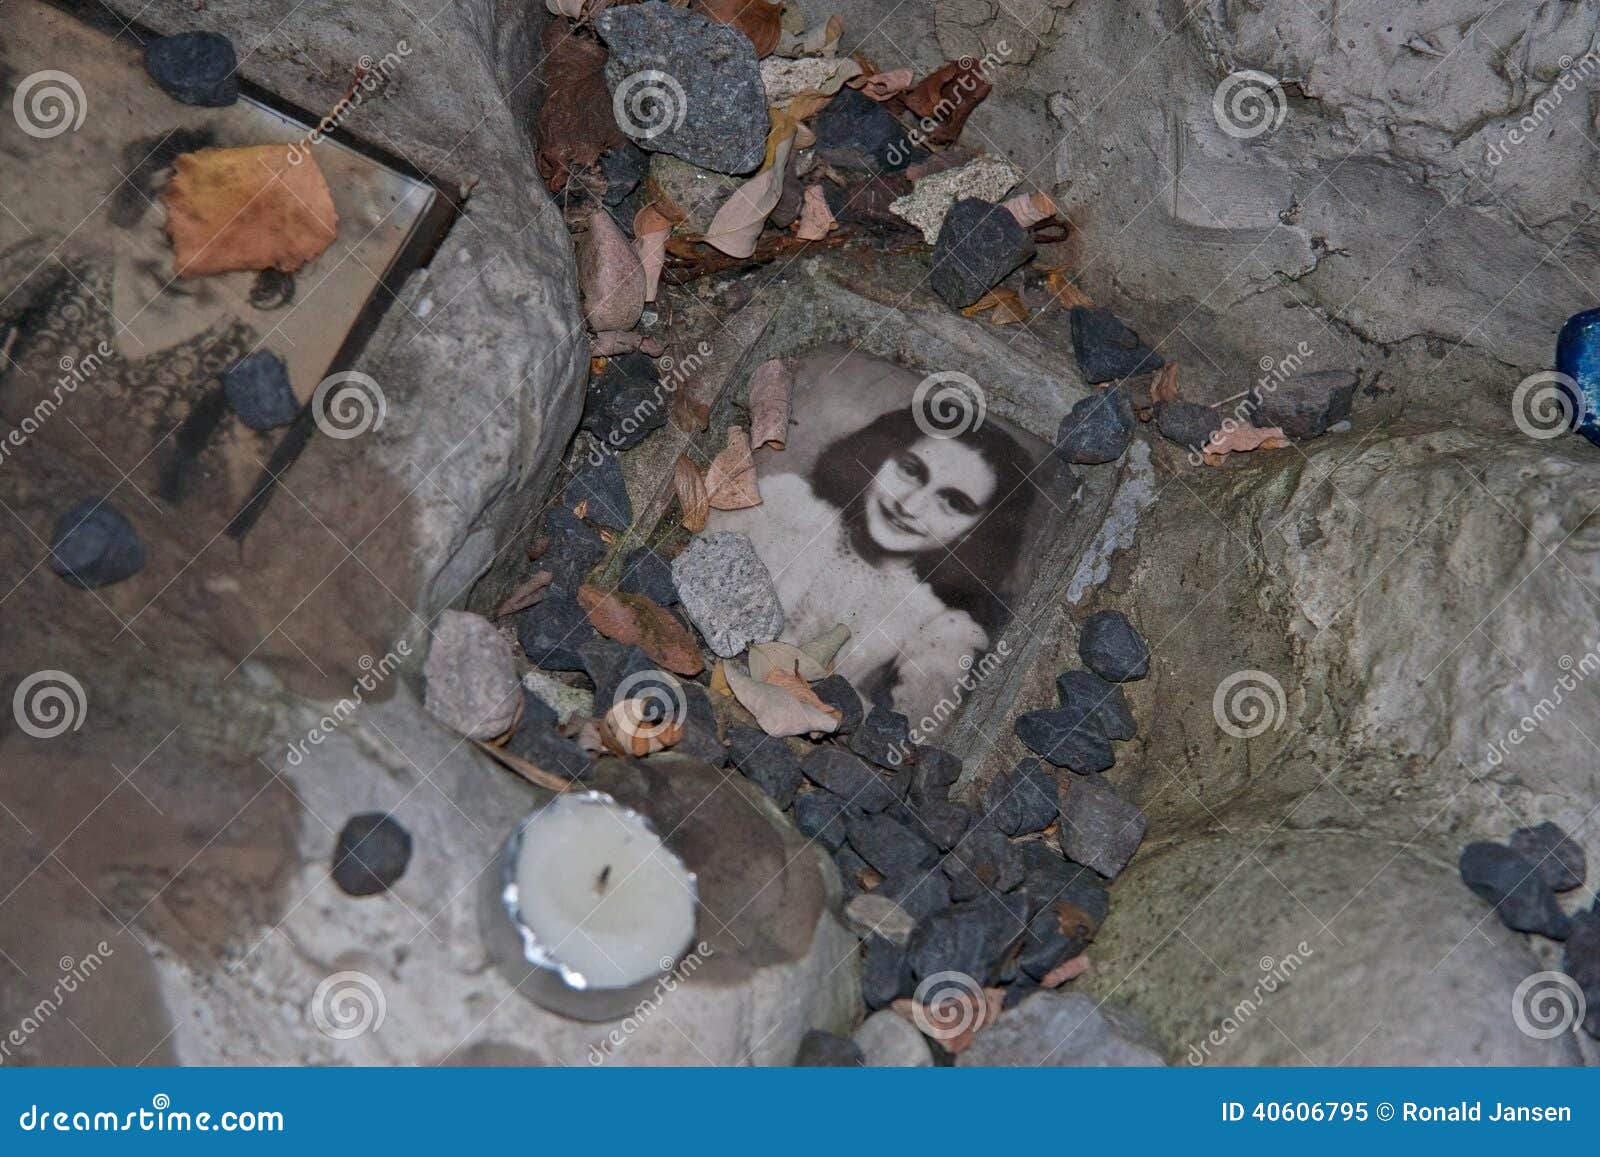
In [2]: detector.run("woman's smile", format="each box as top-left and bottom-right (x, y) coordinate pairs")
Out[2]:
(863, 434), (998, 555)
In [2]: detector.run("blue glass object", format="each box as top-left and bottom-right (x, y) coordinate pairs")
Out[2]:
(1556, 306), (1600, 444)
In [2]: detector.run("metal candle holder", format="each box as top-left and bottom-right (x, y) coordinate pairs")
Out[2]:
(481, 790), (698, 1023)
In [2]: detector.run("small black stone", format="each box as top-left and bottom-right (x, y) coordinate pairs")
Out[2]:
(874, 869), (952, 921)
(813, 88), (918, 173)
(537, 507), (607, 592)
(804, 747), (897, 812)
(726, 725), (803, 809)
(562, 454), (632, 530)
(833, 844), (873, 897)
(49, 500), (146, 589)
(222, 350), (298, 430)
(1015, 842), (1110, 919)
(913, 799), (975, 851)
(516, 589), (597, 673)
(907, 893), (1029, 985)
(850, 705), (915, 771)
(1459, 841), (1572, 939)
(332, 812), (412, 896)
(1155, 400), (1222, 451)
(144, 32), (239, 108)
(1055, 669), (1136, 741)
(1058, 776), (1146, 880)
(794, 790), (852, 850)
(670, 681), (724, 765)
(618, 546), (678, 607)
(1078, 610), (1149, 682)
(812, 674), (865, 734)
(505, 714), (592, 781)
(1055, 388), (1135, 465)
(795, 1029), (862, 1067)
(930, 198), (1037, 309)
(1017, 896), (1099, 981)
(846, 811), (939, 876)
(862, 934), (913, 1008)
(942, 826), (1023, 901)
(600, 142), (649, 207)
(981, 759), (1061, 837)
(907, 746), (962, 807)
(581, 352), (666, 452)
(1562, 912), (1600, 1038)
(1245, 370), (1357, 439)
(1069, 306), (1163, 384)
(1014, 704), (1114, 774)
(577, 638), (657, 710)
(1509, 821), (1586, 893)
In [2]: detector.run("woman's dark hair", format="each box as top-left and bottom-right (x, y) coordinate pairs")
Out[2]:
(811, 406), (1035, 638)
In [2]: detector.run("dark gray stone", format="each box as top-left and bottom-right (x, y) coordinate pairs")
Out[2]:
(1014, 704), (1114, 774)
(504, 714), (592, 781)
(794, 790), (851, 850)
(813, 88), (918, 173)
(1078, 610), (1149, 682)
(1055, 388), (1134, 465)
(833, 845), (873, 897)
(618, 546), (678, 606)
(1017, 898), (1096, 981)
(577, 638), (656, 710)
(582, 352), (667, 452)
(562, 454), (632, 530)
(595, 3), (769, 175)
(907, 746), (962, 806)
(930, 198), (1036, 309)
(331, 813), (412, 897)
(907, 894), (1029, 985)
(1245, 370), (1357, 439)
(1055, 669), (1136, 741)
(1458, 842), (1571, 940)
(600, 142), (650, 207)
(846, 812), (939, 876)
(1016, 843), (1110, 920)
(913, 799), (974, 851)
(794, 1029), (862, 1066)
(942, 826), (1023, 901)
(812, 674), (864, 734)
(221, 350), (298, 430)
(874, 869), (952, 921)
(516, 589), (597, 673)
(1070, 306), (1162, 384)
(849, 705), (914, 771)
(671, 681), (724, 765)
(49, 500), (146, 589)
(537, 507), (607, 592)
(726, 726), (803, 809)
(862, 934), (912, 1009)
(1155, 400), (1222, 451)
(981, 759), (1061, 837)
(1058, 776), (1146, 879)
(804, 747), (896, 812)
(1562, 912), (1600, 1038)
(144, 32), (239, 107)
(1509, 821), (1586, 893)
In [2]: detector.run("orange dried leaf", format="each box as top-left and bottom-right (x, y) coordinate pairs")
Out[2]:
(693, 0), (783, 57)
(747, 358), (792, 449)
(853, 67), (915, 100)
(705, 425), (762, 510)
(673, 454), (710, 531)
(725, 663), (840, 737)
(961, 288), (1029, 325)
(163, 145), (339, 277)
(633, 203), (675, 303)
(1002, 190), (1058, 229)
(1150, 363), (1181, 405)
(1200, 421), (1291, 465)
(495, 570), (554, 618)
(578, 584), (706, 676)
(794, 184), (838, 242)
(670, 388), (712, 434)
(1041, 953), (1091, 989)
(1045, 268), (1095, 309)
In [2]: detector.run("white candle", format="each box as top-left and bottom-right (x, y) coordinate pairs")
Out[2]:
(509, 793), (696, 993)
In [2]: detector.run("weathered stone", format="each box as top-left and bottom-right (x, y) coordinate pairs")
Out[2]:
(1017, 897), (1096, 981)
(849, 705), (914, 770)
(874, 868), (952, 922)
(853, 1008), (934, 1066)
(794, 790), (851, 850)
(1055, 669), (1136, 742)
(1154, 400), (1222, 451)
(582, 352), (667, 453)
(981, 759), (1060, 837)
(794, 1029), (862, 1066)
(958, 992), (1166, 1066)
(844, 892), (917, 946)
(618, 546), (678, 606)
(48, 500), (146, 589)
(1563, 912), (1600, 1039)
(577, 638), (656, 711)
(1246, 370), (1358, 439)
(726, 726), (803, 808)
(222, 350), (298, 429)
(812, 674), (865, 734)
(422, 610), (519, 739)
(331, 813), (412, 897)
(516, 590), (597, 673)
(862, 934), (912, 1009)
(1459, 842), (1571, 939)
(595, 2), (769, 174)
(942, 826), (1024, 901)
(144, 31), (239, 107)
(1057, 776), (1146, 879)
(561, 454), (632, 531)
(600, 142), (649, 208)
(804, 746), (896, 812)
(929, 197), (1036, 309)
(1078, 610), (1149, 682)
(813, 87), (916, 173)
(576, 208), (645, 332)
(913, 799), (974, 851)
(1509, 821), (1586, 893)
(906, 894), (1029, 985)
(846, 811), (939, 876)
(1070, 307), (1162, 384)
(536, 507), (607, 593)
(1055, 388), (1135, 465)
(889, 154), (1023, 243)
(670, 531), (784, 657)
(907, 746), (961, 806)
(1014, 704), (1114, 774)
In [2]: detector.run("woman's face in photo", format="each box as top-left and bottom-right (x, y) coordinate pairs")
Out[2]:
(864, 435), (997, 555)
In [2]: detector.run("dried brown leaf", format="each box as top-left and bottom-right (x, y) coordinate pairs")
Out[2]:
(578, 584), (706, 676)
(725, 663), (840, 737)
(673, 453), (710, 531)
(1045, 268), (1095, 309)
(1150, 363), (1181, 405)
(961, 288), (1029, 325)
(694, 0), (783, 57)
(495, 570), (554, 618)
(853, 66), (915, 100)
(1002, 190), (1057, 229)
(793, 184), (837, 241)
(704, 132), (794, 258)
(746, 358), (792, 449)
(534, 26), (624, 191)
(670, 388), (712, 434)
(633, 202), (675, 303)
(1200, 421), (1291, 465)
(903, 60), (992, 146)
(163, 146), (339, 277)
(704, 425), (762, 510)
(474, 740), (573, 794)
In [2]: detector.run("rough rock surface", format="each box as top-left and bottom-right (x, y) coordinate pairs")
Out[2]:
(671, 531), (786, 657)
(958, 991), (1166, 1067)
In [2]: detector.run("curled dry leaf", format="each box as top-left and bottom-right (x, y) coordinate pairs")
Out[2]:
(800, 623), (850, 669)
(748, 640), (829, 683)
(747, 357), (792, 449)
(534, 25), (624, 191)
(670, 387), (712, 434)
(1002, 190), (1058, 229)
(599, 698), (685, 757)
(961, 288), (1030, 325)
(633, 203), (674, 303)
(495, 570), (554, 618)
(853, 67), (915, 100)
(577, 206), (646, 333)
(1041, 953), (1092, 989)
(708, 660), (733, 699)
(1149, 363), (1181, 405)
(725, 662), (841, 737)
(1045, 267), (1095, 309)
(794, 184), (837, 241)
(694, 0), (784, 57)
(163, 146), (339, 277)
(1200, 421), (1291, 466)
(673, 453), (710, 531)
(903, 60), (992, 146)
(775, 14), (843, 57)
(705, 425), (762, 510)
(704, 130), (795, 258)
(577, 584), (706, 676)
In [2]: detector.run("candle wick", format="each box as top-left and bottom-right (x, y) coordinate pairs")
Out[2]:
(597, 864), (611, 894)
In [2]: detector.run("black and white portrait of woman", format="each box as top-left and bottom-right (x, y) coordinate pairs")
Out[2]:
(711, 348), (1066, 730)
